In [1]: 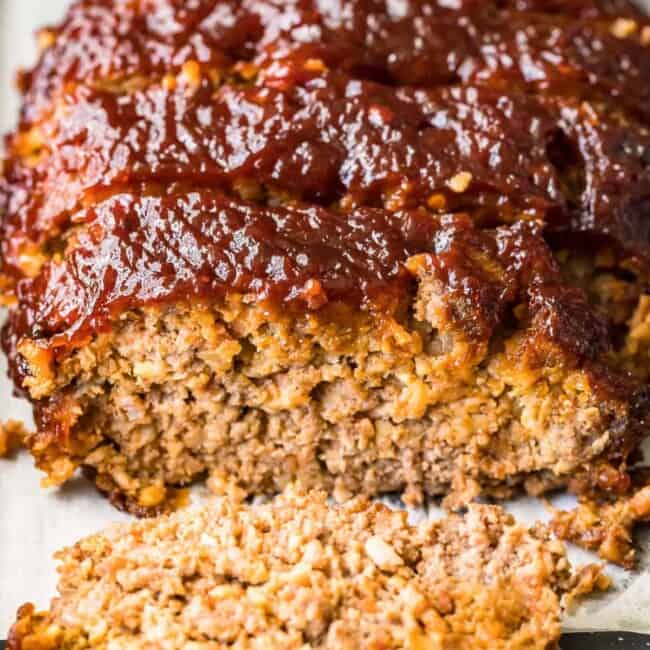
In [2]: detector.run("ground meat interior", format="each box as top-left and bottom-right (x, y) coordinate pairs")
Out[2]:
(7, 488), (603, 650)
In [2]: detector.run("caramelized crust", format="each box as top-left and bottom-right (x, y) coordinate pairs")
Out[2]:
(2, 0), (650, 511)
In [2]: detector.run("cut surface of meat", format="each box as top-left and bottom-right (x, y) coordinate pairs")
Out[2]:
(7, 487), (602, 650)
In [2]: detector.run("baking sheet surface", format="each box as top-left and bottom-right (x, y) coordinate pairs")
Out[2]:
(0, 0), (649, 635)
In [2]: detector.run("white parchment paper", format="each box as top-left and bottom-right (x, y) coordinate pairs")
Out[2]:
(0, 0), (648, 636)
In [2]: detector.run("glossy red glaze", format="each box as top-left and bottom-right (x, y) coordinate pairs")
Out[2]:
(4, 190), (609, 388)
(16, 1), (650, 125)
(2, 0), (648, 387)
(0, 77), (566, 272)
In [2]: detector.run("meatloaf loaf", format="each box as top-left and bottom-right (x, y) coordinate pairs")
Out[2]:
(2, 0), (650, 513)
(7, 487), (599, 650)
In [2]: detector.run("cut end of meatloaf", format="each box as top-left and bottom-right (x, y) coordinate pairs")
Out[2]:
(6, 487), (602, 650)
(5, 202), (648, 512)
(2, 0), (650, 512)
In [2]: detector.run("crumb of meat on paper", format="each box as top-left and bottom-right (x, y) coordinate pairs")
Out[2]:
(551, 474), (650, 569)
(0, 419), (28, 458)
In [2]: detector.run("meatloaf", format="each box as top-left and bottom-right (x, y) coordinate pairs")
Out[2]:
(2, 0), (650, 513)
(7, 487), (600, 650)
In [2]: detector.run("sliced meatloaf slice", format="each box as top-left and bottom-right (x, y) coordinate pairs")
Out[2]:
(6, 487), (600, 650)
(2, 0), (650, 513)
(3, 189), (647, 513)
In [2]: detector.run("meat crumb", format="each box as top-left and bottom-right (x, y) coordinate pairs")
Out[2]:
(0, 420), (28, 458)
(610, 17), (637, 39)
(447, 171), (473, 193)
(551, 476), (650, 569)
